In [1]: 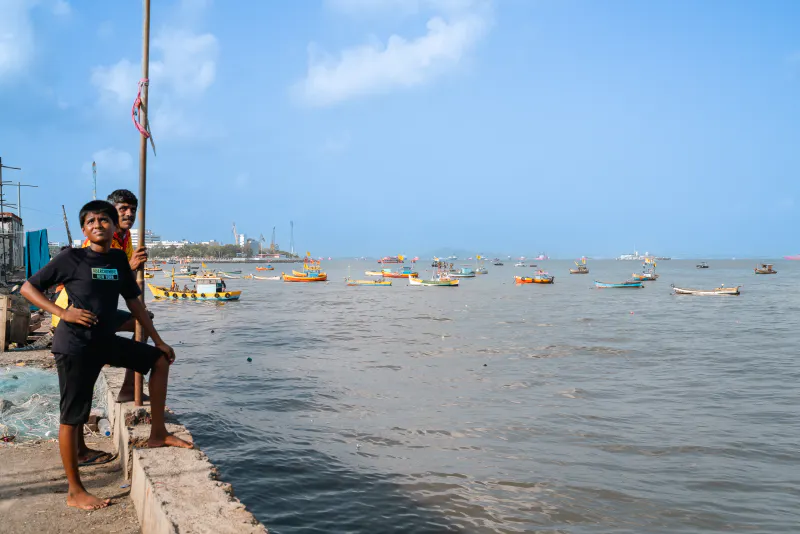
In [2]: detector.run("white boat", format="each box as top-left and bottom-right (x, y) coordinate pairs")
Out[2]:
(671, 284), (741, 296)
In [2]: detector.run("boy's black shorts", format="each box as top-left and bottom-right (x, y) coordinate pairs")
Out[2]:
(54, 336), (163, 426)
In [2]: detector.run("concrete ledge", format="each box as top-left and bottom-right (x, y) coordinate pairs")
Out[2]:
(98, 368), (267, 534)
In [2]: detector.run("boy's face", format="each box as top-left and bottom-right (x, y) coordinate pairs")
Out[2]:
(82, 211), (117, 245)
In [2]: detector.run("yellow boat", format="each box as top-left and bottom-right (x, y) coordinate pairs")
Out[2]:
(347, 279), (391, 286)
(144, 272), (155, 279)
(148, 275), (241, 301)
(283, 272), (327, 282)
(284, 254), (327, 282)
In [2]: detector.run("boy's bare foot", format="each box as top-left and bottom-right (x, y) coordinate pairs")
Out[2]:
(67, 490), (111, 511)
(147, 434), (194, 449)
(117, 389), (149, 403)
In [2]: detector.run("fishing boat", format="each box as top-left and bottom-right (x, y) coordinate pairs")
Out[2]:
(696, 262), (709, 269)
(283, 255), (327, 282)
(515, 270), (555, 284)
(594, 280), (644, 289)
(219, 270), (242, 275)
(217, 272), (240, 279)
(570, 258), (589, 274)
(378, 255), (404, 264)
(255, 265), (274, 271)
(449, 267), (476, 278)
(345, 266), (391, 286)
(144, 261), (162, 272)
(253, 275), (280, 280)
(784, 254), (800, 260)
(492, 258), (504, 266)
(364, 270), (385, 276)
(381, 266), (418, 279)
(474, 255), (488, 274)
(754, 263), (777, 274)
(347, 279), (392, 286)
(409, 270), (459, 287)
(671, 284), (741, 296)
(179, 266), (196, 275)
(632, 258), (659, 281)
(148, 275), (241, 301)
(144, 272), (155, 279)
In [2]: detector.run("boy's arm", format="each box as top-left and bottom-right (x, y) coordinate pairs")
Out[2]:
(20, 282), (98, 327)
(125, 297), (175, 363)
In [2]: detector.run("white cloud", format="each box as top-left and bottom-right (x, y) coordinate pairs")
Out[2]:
(91, 26), (218, 139)
(82, 148), (134, 176)
(0, 0), (35, 81)
(295, 0), (491, 107)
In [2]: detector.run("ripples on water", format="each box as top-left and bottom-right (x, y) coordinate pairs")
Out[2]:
(154, 260), (799, 533)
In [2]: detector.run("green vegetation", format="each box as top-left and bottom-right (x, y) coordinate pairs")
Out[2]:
(148, 244), (297, 259)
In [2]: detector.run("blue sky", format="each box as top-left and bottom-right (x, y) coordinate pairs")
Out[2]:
(1, 0), (798, 258)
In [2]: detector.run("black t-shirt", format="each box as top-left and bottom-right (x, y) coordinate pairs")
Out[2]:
(28, 247), (141, 355)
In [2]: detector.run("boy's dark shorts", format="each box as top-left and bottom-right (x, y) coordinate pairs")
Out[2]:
(54, 336), (163, 426)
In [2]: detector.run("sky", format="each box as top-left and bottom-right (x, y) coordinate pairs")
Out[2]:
(1, 0), (798, 258)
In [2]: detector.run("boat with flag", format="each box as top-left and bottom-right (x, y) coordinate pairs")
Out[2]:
(570, 257), (589, 274)
(474, 255), (488, 274)
(632, 257), (659, 281)
(283, 253), (328, 282)
(380, 266), (418, 279)
(410, 260), (459, 286)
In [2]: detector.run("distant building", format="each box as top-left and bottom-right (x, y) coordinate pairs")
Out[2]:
(130, 229), (162, 247)
(0, 212), (24, 273)
(72, 239), (83, 247)
(238, 234), (246, 247)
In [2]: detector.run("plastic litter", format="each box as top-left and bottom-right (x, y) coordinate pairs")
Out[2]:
(98, 418), (111, 437)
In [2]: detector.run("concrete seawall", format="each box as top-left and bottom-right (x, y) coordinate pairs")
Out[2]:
(97, 367), (267, 534)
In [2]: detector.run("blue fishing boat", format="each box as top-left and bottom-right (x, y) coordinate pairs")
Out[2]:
(594, 280), (644, 289)
(449, 267), (476, 278)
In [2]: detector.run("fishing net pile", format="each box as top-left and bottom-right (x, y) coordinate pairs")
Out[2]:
(0, 367), (60, 442)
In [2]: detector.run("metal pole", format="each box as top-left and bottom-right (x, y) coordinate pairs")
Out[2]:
(134, 0), (151, 407)
(0, 157), (22, 283)
(10, 183), (38, 221)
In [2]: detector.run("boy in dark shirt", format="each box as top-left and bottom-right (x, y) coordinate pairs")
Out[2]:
(21, 200), (192, 511)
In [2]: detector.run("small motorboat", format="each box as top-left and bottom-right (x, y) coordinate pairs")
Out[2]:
(282, 272), (327, 282)
(347, 279), (392, 286)
(364, 270), (385, 276)
(671, 284), (740, 296)
(449, 267), (476, 278)
(754, 263), (777, 274)
(219, 270), (242, 275)
(409, 266), (459, 287)
(594, 280), (644, 289)
(492, 259), (504, 266)
(256, 265), (274, 271)
(253, 275), (280, 280)
(475, 267), (489, 275)
(381, 266), (418, 278)
(696, 262), (709, 269)
(515, 271), (555, 284)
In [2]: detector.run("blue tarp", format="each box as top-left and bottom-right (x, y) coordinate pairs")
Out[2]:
(25, 229), (50, 279)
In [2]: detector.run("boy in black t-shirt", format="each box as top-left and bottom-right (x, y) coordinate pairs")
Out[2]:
(21, 200), (193, 511)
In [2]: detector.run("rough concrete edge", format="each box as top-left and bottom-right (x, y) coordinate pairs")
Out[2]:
(97, 368), (267, 534)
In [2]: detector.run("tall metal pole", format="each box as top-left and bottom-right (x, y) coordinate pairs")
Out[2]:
(10, 182), (38, 220)
(134, 0), (151, 407)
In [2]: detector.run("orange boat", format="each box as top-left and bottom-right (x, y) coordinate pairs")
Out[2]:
(256, 266), (274, 271)
(381, 267), (418, 279)
(282, 272), (327, 282)
(515, 271), (555, 284)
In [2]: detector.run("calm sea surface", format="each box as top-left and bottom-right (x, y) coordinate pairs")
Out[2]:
(152, 260), (799, 533)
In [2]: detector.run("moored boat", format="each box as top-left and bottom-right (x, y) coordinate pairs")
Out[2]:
(696, 262), (709, 269)
(409, 263), (459, 287)
(671, 284), (740, 296)
(347, 279), (392, 286)
(253, 275), (280, 280)
(754, 263), (777, 274)
(378, 255), (404, 264)
(515, 270), (555, 284)
(594, 280), (644, 288)
(364, 270), (385, 276)
(784, 254), (800, 260)
(284, 254), (327, 282)
(381, 266), (418, 278)
(449, 267), (476, 278)
(148, 275), (241, 301)
(632, 257), (659, 281)
(255, 265), (274, 271)
(570, 257), (589, 274)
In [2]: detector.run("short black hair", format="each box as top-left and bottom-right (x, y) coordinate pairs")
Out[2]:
(79, 200), (119, 227)
(107, 189), (138, 207)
